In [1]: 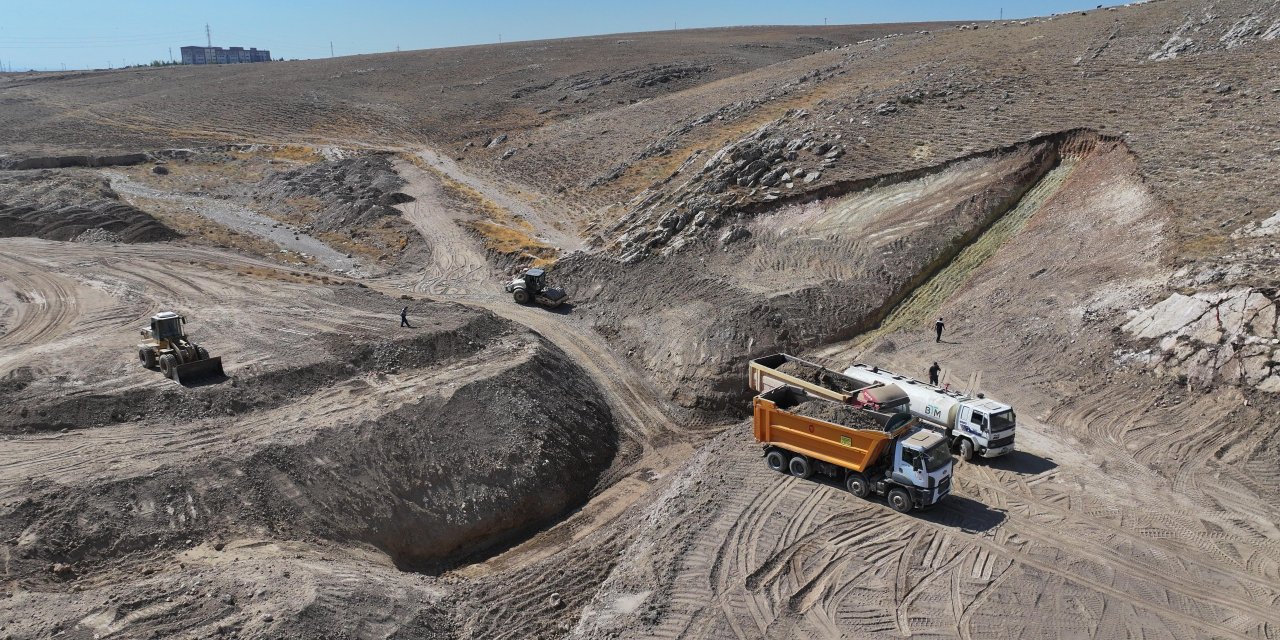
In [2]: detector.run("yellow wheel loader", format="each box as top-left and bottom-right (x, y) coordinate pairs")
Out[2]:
(137, 311), (224, 383)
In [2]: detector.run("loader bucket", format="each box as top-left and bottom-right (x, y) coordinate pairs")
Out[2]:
(170, 357), (225, 384)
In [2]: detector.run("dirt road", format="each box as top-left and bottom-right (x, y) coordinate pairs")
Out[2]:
(106, 171), (361, 274)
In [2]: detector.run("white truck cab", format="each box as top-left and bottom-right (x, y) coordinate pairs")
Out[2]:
(893, 429), (953, 507)
(843, 363), (1016, 460)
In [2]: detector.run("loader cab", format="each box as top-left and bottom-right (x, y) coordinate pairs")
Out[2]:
(523, 268), (547, 293)
(150, 312), (185, 340)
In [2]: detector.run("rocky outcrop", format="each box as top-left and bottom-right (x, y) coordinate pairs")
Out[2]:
(610, 111), (848, 260)
(1120, 288), (1280, 392)
(1149, 4), (1280, 60)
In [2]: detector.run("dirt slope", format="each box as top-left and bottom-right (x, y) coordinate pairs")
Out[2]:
(0, 23), (953, 158)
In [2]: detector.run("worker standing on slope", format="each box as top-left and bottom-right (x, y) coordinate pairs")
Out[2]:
(928, 361), (942, 386)
(400, 306), (412, 328)
(935, 317), (945, 343)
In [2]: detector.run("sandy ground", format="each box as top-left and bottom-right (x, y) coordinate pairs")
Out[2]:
(3, 1), (1280, 638)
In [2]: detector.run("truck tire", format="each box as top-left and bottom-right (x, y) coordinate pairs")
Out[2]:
(788, 455), (812, 479)
(140, 348), (157, 369)
(887, 488), (913, 513)
(513, 289), (530, 304)
(959, 438), (975, 462)
(765, 449), (788, 473)
(196, 346), (209, 361)
(846, 473), (870, 498)
(159, 354), (177, 379)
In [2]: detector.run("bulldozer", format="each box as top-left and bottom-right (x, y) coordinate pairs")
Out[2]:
(137, 311), (224, 383)
(504, 268), (567, 308)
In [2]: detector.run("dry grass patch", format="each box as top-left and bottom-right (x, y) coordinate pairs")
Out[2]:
(264, 145), (326, 164)
(469, 221), (558, 267)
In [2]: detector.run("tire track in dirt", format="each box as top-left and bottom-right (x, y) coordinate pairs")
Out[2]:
(0, 253), (83, 350)
(414, 149), (583, 253)
(390, 157), (498, 297)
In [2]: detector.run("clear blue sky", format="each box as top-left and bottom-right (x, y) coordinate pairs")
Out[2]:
(0, 1), (1123, 71)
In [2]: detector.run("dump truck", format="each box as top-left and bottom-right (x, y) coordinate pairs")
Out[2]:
(749, 353), (908, 411)
(504, 268), (567, 308)
(842, 363), (1015, 461)
(137, 311), (224, 384)
(753, 385), (952, 512)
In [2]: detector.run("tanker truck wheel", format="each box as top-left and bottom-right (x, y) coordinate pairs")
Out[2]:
(788, 455), (812, 480)
(887, 488), (913, 513)
(765, 449), (788, 473)
(846, 473), (870, 499)
(958, 439), (975, 462)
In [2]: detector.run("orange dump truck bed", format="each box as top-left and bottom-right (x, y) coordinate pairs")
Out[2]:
(753, 386), (908, 473)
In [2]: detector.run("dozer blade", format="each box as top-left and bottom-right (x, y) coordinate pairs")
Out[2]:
(170, 357), (225, 383)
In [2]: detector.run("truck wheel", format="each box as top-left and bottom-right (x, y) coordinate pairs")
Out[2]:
(513, 289), (530, 304)
(159, 354), (177, 379)
(846, 473), (870, 498)
(959, 439), (975, 462)
(887, 488), (913, 513)
(765, 450), (788, 473)
(140, 348), (157, 369)
(196, 346), (209, 361)
(788, 455), (812, 479)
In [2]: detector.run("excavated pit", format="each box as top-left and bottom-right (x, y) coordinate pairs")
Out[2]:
(557, 131), (1116, 414)
(0, 294), (617, 580)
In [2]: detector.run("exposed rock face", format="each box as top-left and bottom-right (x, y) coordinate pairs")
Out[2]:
(1149, 4), (1280, 60)
(610, 111), (850, 260)
(1120, 288), (1280, 391)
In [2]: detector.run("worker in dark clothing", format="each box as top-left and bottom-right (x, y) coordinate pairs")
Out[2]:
(928, 362), (942, 386)
(935, 317), (945, 343)
(400, 306), (412, 328)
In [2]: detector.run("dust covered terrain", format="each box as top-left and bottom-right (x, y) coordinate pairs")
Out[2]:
(3, 2), (1280, 638)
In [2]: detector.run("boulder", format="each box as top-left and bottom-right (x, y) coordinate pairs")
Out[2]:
(719, 225), (751, 246)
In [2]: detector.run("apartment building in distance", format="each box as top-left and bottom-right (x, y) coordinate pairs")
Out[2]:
(180, 46), (271, 65)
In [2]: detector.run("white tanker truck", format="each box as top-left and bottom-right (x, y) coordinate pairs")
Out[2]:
(842, 363), (1016, 461)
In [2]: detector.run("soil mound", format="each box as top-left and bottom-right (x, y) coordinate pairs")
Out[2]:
(789, 398), (886, 431)
(0, 170), (176, 243)
(254, 153), (422, 264)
